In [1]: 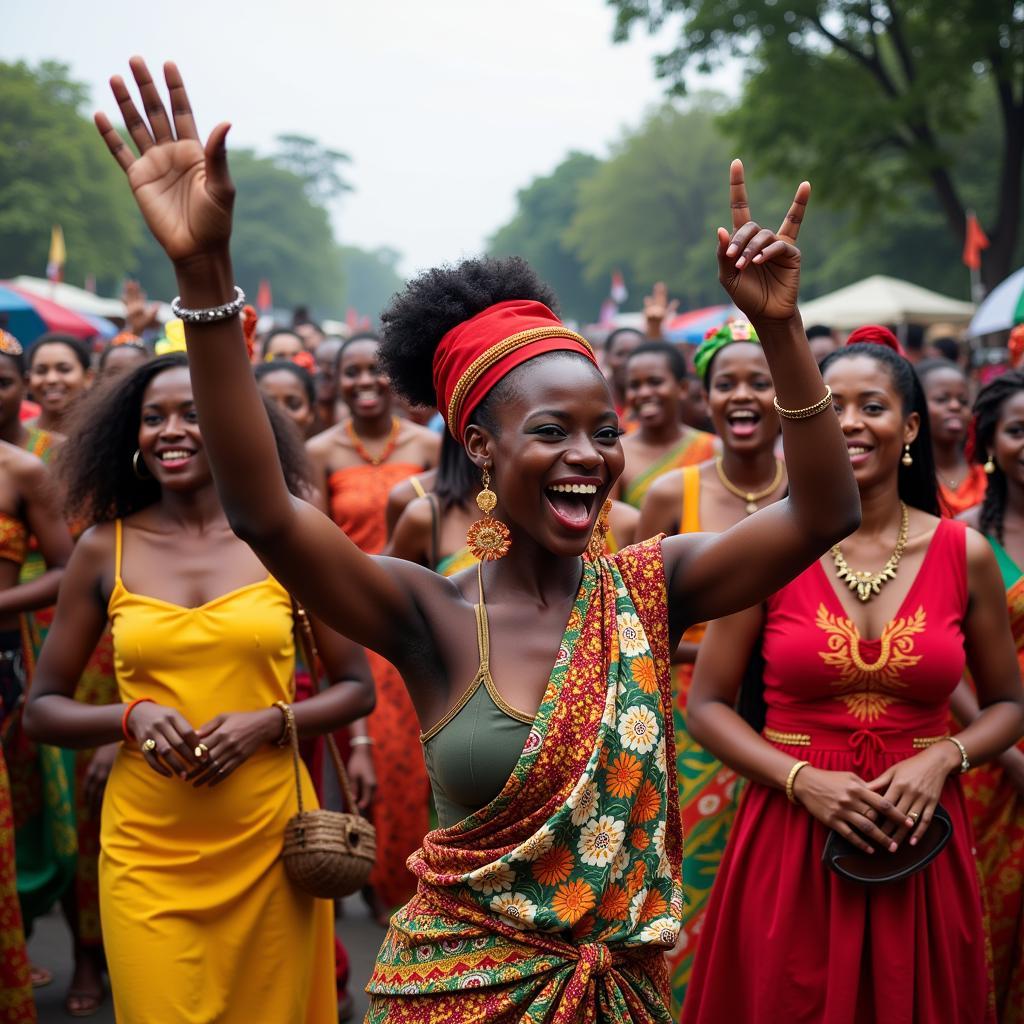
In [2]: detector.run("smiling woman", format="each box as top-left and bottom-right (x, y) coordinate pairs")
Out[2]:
(25, 333), (94, 438)
(90, 57), (863, 1021)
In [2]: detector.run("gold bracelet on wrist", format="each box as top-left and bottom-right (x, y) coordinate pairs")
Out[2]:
(272, 700), (294, 748)
(785, 759), (811, 804)
(943, 735), (970, 774)
(774, 387), (833, 421)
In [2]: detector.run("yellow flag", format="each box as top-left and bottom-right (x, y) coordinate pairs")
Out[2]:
(46, 225), (66, 282)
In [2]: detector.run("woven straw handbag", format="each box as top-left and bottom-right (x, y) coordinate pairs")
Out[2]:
(281, 605), (376, 899)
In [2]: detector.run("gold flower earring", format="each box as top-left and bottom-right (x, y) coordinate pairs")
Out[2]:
(466, 467), (511, 561)
(586, 500), (613, 561)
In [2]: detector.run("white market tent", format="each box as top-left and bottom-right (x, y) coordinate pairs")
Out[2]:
(11, 276), (126, 319)
(798, 275), (974, 330)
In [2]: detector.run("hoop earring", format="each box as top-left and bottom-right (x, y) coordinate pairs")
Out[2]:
(984, 454), (996, 475)
(586, 500), (613, 561)
(466, 467), (511, 561)
(901, 444), (913, 467)
(132, 449), (151, 480)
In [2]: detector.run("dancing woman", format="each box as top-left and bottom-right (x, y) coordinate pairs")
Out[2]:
(93, 58), (865, 1021)
(682, 343), (1024, 1023)
(958, 370), (1024, 1020)
(636, 321), (786, 1014)
(23, 355), (375, 1023)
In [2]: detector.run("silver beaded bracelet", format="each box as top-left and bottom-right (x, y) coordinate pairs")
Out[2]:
(170, 285), (246, 324)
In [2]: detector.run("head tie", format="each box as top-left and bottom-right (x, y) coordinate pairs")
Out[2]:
(432, 299), (597, 439)
(0, 331), (23, 357)
(693, 319), (760, 383)
(845, 324), (905, 357)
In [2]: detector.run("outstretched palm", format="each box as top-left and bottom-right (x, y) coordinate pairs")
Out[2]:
(718, 160), (809, 323)
(95, 58), (234, 264)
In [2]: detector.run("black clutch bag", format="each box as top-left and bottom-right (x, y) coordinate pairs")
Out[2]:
(822, 803), (953, 884)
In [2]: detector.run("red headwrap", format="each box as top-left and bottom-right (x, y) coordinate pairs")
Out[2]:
(845, 324), (906, 357)
(432, 299), (597, 439)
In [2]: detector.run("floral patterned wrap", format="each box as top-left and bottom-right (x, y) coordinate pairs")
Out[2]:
(367, 538), (682, 1023)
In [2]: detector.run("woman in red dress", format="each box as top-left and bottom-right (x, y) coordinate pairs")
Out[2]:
(306, 334), (439, 920)
(684, 341), (1024, 1024)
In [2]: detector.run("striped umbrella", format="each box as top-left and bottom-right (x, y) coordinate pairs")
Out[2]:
(664, 305), (736, 344)
(0, 282), (98, 344)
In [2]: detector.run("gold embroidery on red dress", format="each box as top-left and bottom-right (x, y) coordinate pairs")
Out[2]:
(815, 603), (926, 721)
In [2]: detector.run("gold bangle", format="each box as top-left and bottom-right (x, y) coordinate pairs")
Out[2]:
(943, 735), (970, 773)
(272, 700), (294, 748)
(774, 386), (833, 421)
(785, 759), (811, 803)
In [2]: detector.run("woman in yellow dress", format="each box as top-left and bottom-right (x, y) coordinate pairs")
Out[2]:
(23, 354), (375, 1023)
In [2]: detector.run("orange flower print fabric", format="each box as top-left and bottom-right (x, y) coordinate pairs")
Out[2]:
(366, 539), (682, 1023)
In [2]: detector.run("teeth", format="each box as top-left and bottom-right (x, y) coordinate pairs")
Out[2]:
(548, 483), (598, 494)
(729, 411), (756, 420)
(159, 450), (192, 461)
(848, 446), (869, 455)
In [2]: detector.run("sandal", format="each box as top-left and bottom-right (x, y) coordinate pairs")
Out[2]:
(29, 963), (53, 988)
(65, 989), (105, 1018)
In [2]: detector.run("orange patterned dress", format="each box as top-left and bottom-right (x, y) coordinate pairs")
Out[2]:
(329, 461), (431, 911)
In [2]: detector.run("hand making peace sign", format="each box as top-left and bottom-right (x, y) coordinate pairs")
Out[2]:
(718, 159), (809, 323)
(95, 58), (235, 267)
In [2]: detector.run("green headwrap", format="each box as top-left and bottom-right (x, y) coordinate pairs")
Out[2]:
(693, 320), (760, 383)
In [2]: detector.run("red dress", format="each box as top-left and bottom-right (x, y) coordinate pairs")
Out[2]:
(683, 519), (993, 1024)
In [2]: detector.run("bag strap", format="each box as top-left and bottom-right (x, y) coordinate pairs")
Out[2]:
(291, 601), (364, 818)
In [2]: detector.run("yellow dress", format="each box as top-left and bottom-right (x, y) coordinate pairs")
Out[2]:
(100, 520), (334, 1023)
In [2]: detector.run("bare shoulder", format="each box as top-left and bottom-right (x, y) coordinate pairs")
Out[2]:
(397, 495), (434, 533)
(0, 440), (49, 486)
(964, 522), (998, 576)
(958, 505), (982, 530)
(72, 522), (117, 570)
(646, 467), (685, 503)
(398, 421), (441, 464)
(306, 423), (344, 457)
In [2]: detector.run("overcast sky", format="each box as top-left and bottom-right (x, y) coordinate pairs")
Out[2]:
(7, 0), (733, 275)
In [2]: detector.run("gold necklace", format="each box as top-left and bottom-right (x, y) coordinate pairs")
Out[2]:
(714, 456), (785, 515)
(831, 502), (910, 603)
(346, 417), (400, 466)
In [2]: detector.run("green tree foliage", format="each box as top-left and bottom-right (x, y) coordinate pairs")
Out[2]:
(488, 152), (609, 322)
(564, 99), (733, 310)
(338, 245), (405, 321)
(273, 134), (353, 207)
(0, 61), (140, 290)
(608, 0), (1024, 290)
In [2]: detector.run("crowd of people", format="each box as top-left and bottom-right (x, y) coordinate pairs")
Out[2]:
(0, 55), (1022, 1024)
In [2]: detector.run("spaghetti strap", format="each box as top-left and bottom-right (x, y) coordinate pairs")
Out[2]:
(114, 518), (124, 584)
(681, 466), (701, 535)
(410, 476), (427, 500)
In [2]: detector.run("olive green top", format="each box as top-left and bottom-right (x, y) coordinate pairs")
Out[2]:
(421, 575), (534, 830)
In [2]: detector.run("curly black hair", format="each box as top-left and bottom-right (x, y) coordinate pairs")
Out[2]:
(60, 354), (310, 525)
(973, 370), (1024, 543)
(820, 342), (941, 516)
(379, 256), (563, 431)
(28, 332), (92, 372)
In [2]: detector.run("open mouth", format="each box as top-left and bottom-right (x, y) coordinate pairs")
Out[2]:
(726, 409), (760, 438)
(847, 443), (873, 465)
(544, 481), (600, 532)
(156, 448), (196, 469)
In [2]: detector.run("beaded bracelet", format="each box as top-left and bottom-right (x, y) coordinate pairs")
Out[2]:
(170, 286), (246, 324)
(121, 698), (154, 743)
(774, 386), (833, 421)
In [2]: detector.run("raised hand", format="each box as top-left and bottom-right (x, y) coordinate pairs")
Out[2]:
(95, 58), (234, 266)
(642, 282), (679, 340)
(717, 159), (809, 323)
(121, 279), (161, 335)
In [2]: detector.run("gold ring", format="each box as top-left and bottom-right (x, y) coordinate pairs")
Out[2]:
(195, 743), (209, 759)
(908, 811), (920, 821)
(142, 738), (157, 752)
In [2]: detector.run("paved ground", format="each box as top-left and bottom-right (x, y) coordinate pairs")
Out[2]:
(28, 895), (388, 1022)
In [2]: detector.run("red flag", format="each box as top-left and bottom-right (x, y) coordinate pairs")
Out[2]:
(962, 211), (990, 270)
(257, 279), (273, 312)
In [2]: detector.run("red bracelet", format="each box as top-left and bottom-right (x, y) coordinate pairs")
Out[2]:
(121, 698), (154, 743)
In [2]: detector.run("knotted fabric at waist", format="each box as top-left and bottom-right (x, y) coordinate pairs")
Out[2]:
(763, 717), (949, 775)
